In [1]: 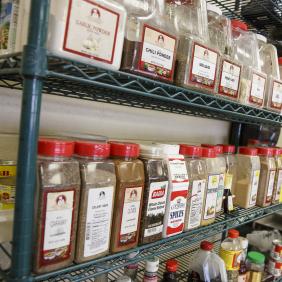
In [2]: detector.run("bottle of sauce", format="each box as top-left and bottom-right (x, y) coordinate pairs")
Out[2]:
(34, 139), (80, 274)
(162, 259), (178, 282)
(124, 251), (139, 282)
(110, 142), (145, 253)
(143, 257), (159, 282)
(179, 145), (207, 230)
(238, 237), (248, 282)
(256, 147), (276, 207)
(139, 145), (169, 244)
(272, 148), (282, 204)
(74, 141), (116, 263)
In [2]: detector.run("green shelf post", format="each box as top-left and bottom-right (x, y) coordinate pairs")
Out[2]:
(8, 0), (50, 281)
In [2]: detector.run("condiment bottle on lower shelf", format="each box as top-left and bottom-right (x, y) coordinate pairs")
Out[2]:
(246, 251), (265, 282)
(234, 147), (261, 209)
(110, 142), (145, 253)
(272, 148), (282, 204)
(163, 259), (178, 282)
(157, 144), (189, 238)
(34, 139), (81, 274)
(256, 147), (276, 207)
(166, 0), (220, 94)
(120, 0), (178, 82)
(47, 0), (127, 70)
(124, 251), (139, 282)
(231, 20), (267, 108)
(139, 145), (169, 245)
(200, 147), (221, 226)
(143, 257), (160, 282)
(74, 141), (116, 263)
(179, 145), (207, 231)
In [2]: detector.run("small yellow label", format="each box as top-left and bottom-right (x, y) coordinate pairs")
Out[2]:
(225, 174), (233, 190)
(219, 247), (241, 270)
(0, 184), (15, 210)
(0, 165), (16, 178)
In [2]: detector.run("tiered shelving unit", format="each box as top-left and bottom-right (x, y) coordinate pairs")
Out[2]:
(0, 0), (282, 281)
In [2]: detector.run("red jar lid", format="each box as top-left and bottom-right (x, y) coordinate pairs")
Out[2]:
(201, 147), (216, 158)
(202, 144), (223, 155)
(219, 144), (235, 154)
(200, 241), (213, 251)
(75, 141), (110, 157)
(228, 229), (239, 238)
(278, 57), (282, 66)
(239, 147), (258, 156)
(38, 138), (74, 157)
(257, 147), (274, 157)
(179, 145), (201, 157)
(231, 19), (248, 31)
(110, 142), (140, 158)
(166, 259), (178, 272)
(273, 147), (282, 156)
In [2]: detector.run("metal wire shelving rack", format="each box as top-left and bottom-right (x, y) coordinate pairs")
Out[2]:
(1, 0), (282, 281)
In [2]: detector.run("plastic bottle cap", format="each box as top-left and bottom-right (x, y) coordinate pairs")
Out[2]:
(247, 251), (265, 264)
(145, 257), (159, 273)
(218, 144), (235, 154)
(231, 19), (248, 31)
(257, 147), (274, 157)
(239, 147), (258, 156)
(278, 57), (282, 66)
(202, 144), (223, 155)
(75, 141), (110, 157)
(256, 33), (267, 43)
(110, 142), (140, 158)
(166, 259), (178, 272)
(201, 147), (216, 158)
(200, 241), (214, 251)
(140, 144), (163, 158)
(157, 144), (180, 155)
(179, 145), (201, 157)
(228, 229), (239, 238)
(38, 138), (74, 157)
(207, 3), (222, 15)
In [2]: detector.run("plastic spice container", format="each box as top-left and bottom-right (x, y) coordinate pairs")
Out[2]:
(110, 142), (144, 253)
(167, 0), (220, 94)
(179, 145), (207, 230)
(121, 0), (178, 82)
(246, 251), (265, 282)
(272, 148), (282, 204)
(256, 147), (276, 207)
(74, 141), (116, 263)
(47, 0), (126, 70)
(158, 144), (189, 238)
(200, 147), (221, 226)
(231, 20), (267, 108)
(33, 139), (80, 274)
(139, 145), (169, 245)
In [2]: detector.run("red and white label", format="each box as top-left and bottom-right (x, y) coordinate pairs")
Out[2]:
(271, 80), (282, 110)
(63, 0), (120, 64)
(249, 170), (260, 206)
(167, 156), (189, 184)
(274, 170), (282, 201)
(267, 258), (282, 277)
(266, 170), (276, 204)
(249, 72), (266, 106)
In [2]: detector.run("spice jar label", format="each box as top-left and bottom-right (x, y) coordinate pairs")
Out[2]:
(0, 165), (16, 177)
(187, 179), (206, 229)
(83, 186), (114, 258)
(167, 156), (189, 184)
(219, 59), (241, 98)
(249, 72), (266, 106)
(271, 80), (282, 110)
(266, 170), (276, 203)
(119, 186), (142, 245)
(144, 181), (168, 237)
(249, 170), (260, 206)
(63, 0), (120, 64)
(139, 25), (176, 81)
(42, 190), (74, 265)
(216, 173), (225, 213)
(203, 174), (219, 220)
(274, 170), (282, 201)
(0, 184), (15, 211)
(189, 43), (218, 89)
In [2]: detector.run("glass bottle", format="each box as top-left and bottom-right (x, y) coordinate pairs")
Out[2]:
(120, 0), (178, 82)
(124, 251), (139, 282)
(143, 257), (159, 282)
(272, 148), (282, 204)
(163, 259), (178, 282)
(179, 145), (207, 230)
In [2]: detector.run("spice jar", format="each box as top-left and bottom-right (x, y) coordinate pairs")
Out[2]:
(272, 148), (282, 204)
(110, 142), (144, 253)
(121, 0), (178, 82)
(33, 139), (81, 274)
(139, 145), (169, 245)
(74, 141), (116, 263)
(200, 147), (221, 226)
(179, 145), (207, 230)
(256, 147), (276, 207)
(234, 147), (260, 209)
(47, 0), (127, 70)
(246, 251), (265, 282)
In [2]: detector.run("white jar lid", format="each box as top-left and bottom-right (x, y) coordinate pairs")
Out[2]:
(156, 144), (180, 155)
(256, 34), (267, 43)
(145, 257), (159, 273)
(207, 3), (222, 15)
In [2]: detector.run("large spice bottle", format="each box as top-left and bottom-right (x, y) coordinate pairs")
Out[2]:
(139, 145), (169, 245)
(234, 147), (260, 209)
(179, 145), (207, 231)
(200, 147), (221, 226)
(120, 0), (178, 82)
(272, 148), (282, 204)
(34, 139), (81, 274)
(110, 142), (144, 253)
(74, 141), (116, 263)
(158, 144), (189, 238)
(256, 147), (276, 207)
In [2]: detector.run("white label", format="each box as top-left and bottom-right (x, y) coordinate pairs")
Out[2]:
(187, 179), (206, 229)
(43, 191), (74, 251)
(168, 157), (189, 184)
(266, 170), (276, 203)
(228, 195), (234, 211)
(64, 0), (119, 63)
(238, 274), (247, 282)
(216, 173), (225, 213)
(191, 43), (218, 81)
(220, 60), (241, 91)
(250, 73), (266, 100)
(203, 175), (219, 220)
(249, 170), (260, 206)
(144, 225), (163, 237)
(83, 186), (114, 258)
(272, 81), (282, 104)
(275, 170), (282, 201)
